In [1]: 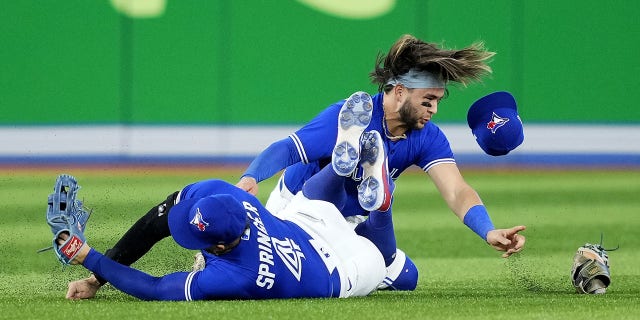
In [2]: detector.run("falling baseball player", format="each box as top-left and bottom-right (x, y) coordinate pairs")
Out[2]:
(236, 34), (527, 286)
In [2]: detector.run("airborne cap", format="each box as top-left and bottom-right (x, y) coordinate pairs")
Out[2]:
(467, 91), (524, 156)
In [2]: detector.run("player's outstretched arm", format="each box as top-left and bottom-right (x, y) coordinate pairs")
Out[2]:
(238, 138), (306, 195)
(486, 225), (526, 258)
(68, 246), (196, 301)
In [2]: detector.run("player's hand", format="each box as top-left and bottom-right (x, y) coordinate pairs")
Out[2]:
(236, 176), (259, 195)
(55, 232), (90, 265)
(66, 276), (101, 300)
(486, 225), (526, 258)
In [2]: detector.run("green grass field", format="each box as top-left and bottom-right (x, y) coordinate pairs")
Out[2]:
(2, 167), (639, 320)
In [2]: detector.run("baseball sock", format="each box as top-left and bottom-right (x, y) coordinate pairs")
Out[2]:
(354, 208), (397, 266)
(302, 165), (347, 210)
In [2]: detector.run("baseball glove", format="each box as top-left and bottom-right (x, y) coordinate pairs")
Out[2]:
(570, 242), (613, 294)
(45, 174), (91, 265)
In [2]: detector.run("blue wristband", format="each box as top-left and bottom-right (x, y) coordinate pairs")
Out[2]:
(463, 205), (495, 241)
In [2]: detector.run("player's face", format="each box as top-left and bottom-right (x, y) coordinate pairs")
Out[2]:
(398, 88), (445, 130)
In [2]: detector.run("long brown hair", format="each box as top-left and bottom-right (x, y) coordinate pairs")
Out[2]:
(369, 34), (495, 92)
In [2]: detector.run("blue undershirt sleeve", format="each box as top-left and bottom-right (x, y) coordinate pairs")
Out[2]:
(83, 248), (193, 301)
(354, 208), (397, 267)
(241, 137), (302, 183)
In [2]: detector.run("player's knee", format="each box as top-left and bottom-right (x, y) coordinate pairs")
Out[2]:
(140, 191), (179, 230)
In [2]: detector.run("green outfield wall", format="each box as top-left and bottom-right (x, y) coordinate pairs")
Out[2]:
(2, 0), (639, 125)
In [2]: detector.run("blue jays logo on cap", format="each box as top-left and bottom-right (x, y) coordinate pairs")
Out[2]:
(168, 193), (249, 250)
(190, 207), (209, 231)
(487, 112), (510, 134)
(467, 91), (524, 156)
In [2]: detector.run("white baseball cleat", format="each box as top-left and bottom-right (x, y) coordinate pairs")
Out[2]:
(332, 91), (373, 176)
(377, 249), (418, 291)
(358, 131), (392, 212)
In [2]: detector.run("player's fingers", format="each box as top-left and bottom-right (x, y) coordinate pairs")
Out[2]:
(507, 225), (526, 236)
(501, 248), (517, 258)
(66, 281), (86, 300)
(65, 287), (77, 300)
(56, 232), (70, 245)
(514, 225), (526, 233)
(502, 236), (525, 258)
(247, 185), (259, 196)
(497, 234), (512, 246)
(236, 177), (258, 193)
(487, 230), (510, 247)
(514, 234), (526, 249)
(502, 250), (518, 258)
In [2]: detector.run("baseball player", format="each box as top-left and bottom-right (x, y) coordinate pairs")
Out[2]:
(59, 131), (394, 301)
(235, 34), (527, 277)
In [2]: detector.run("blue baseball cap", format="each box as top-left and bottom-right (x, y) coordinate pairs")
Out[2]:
(168, 194), (248, 250)
(467, 91), (524, 156)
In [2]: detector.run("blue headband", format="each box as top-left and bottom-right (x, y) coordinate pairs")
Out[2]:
(386, 68), (446, 89)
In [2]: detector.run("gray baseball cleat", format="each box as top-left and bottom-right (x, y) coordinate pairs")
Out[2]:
(358, 131), (392, 212)
(332, 91), (373, 176)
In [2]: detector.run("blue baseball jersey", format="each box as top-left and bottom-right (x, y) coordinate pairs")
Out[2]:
(83, 179), (341, 301)
(179, 180), (341, 299)
(283, 92), (455, 216)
